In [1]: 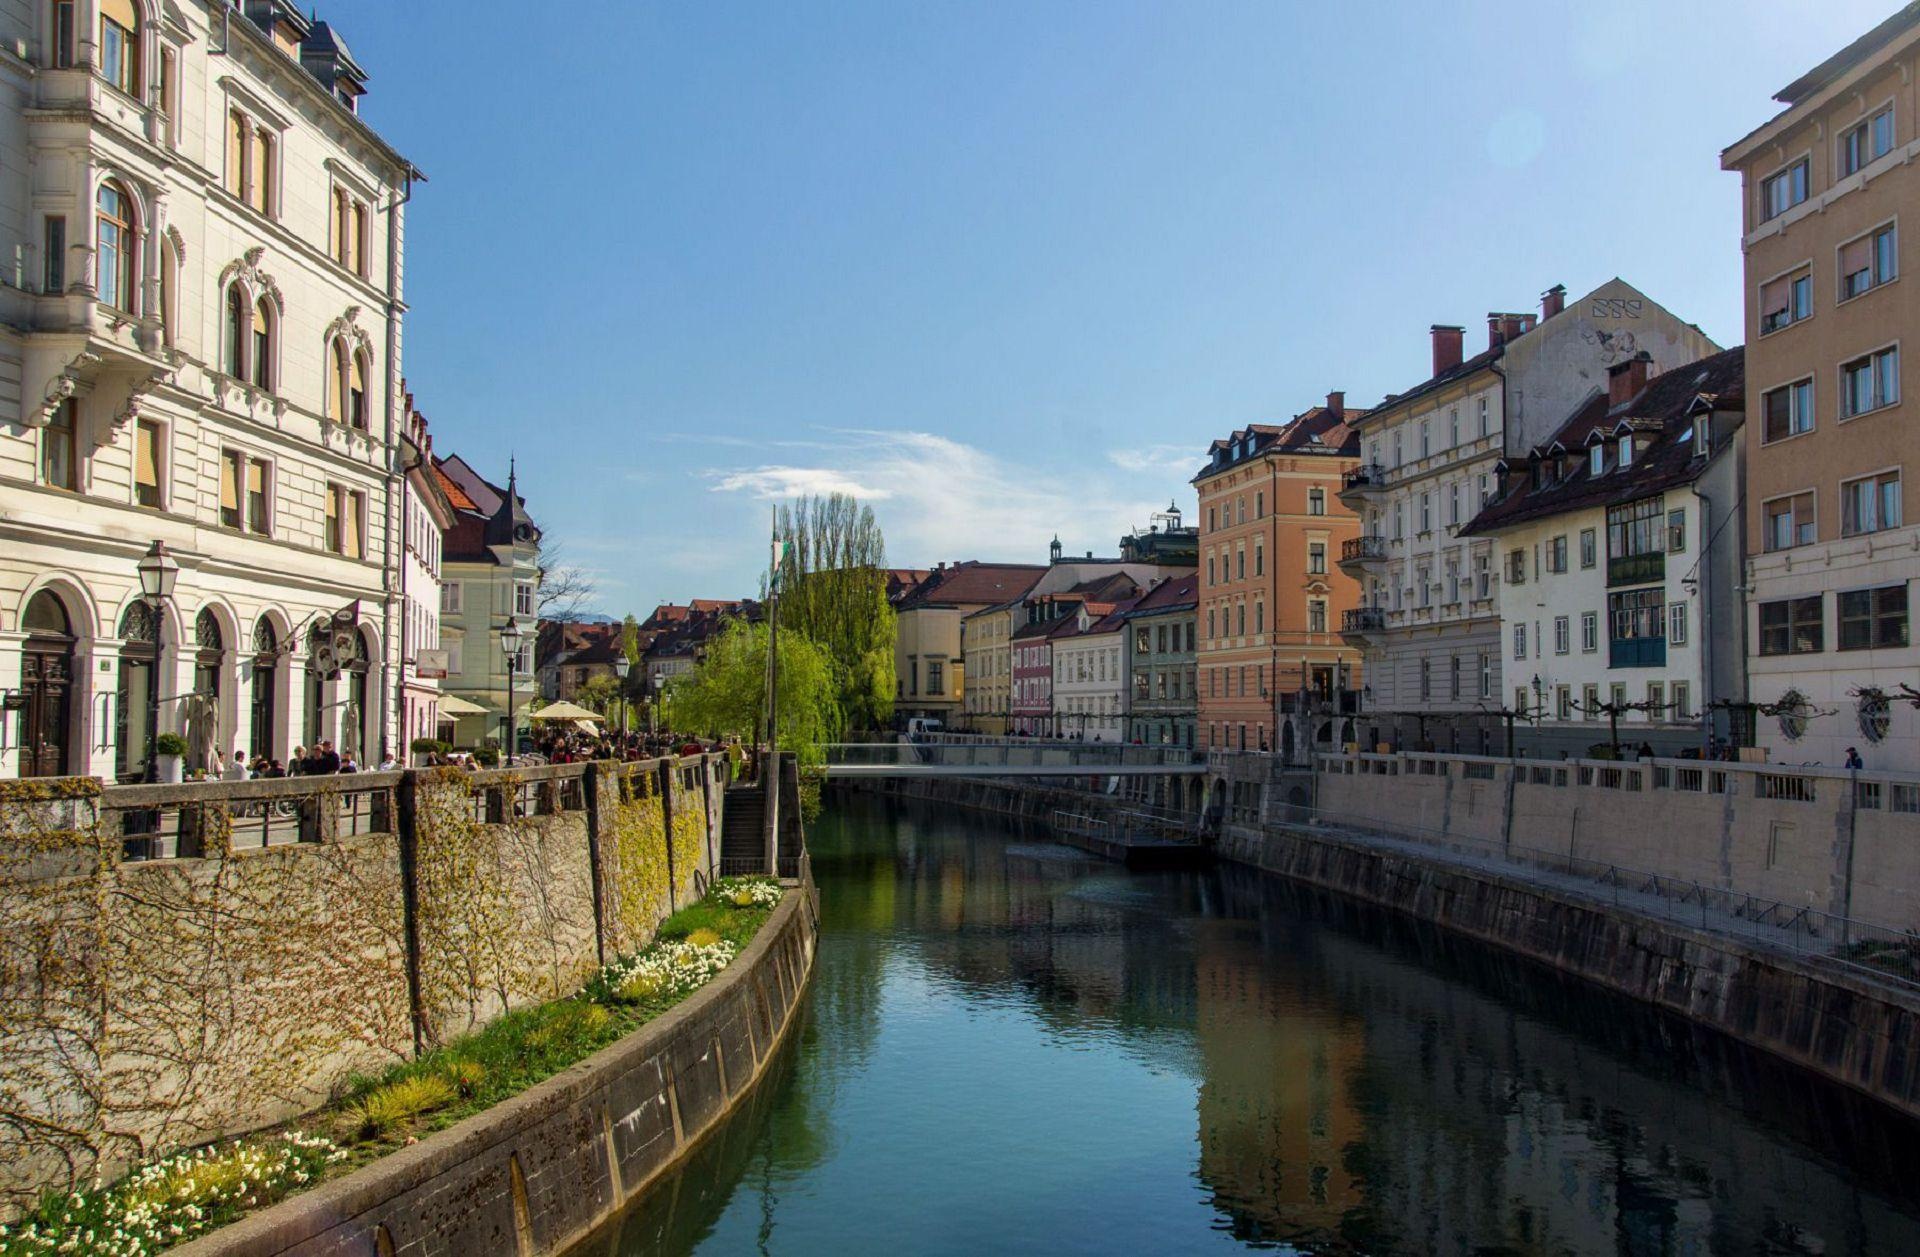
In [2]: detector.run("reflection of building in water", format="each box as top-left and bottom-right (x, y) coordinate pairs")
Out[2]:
(1191, 919), (1366, 1246)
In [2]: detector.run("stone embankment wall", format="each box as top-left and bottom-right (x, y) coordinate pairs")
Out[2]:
(1218, 822), (1920, 1122)
(174, 883), (819, 1257)
(1315, 752), (1920, 929)
(0, 756), (725, 1215)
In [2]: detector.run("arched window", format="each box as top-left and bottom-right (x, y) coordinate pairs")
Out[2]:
(99, 0), (140, 97)
(349, 350), (369, 429)
(250, 617), (278, 759)
(343, 628), (373, 760)
(116, 601), (160, 782)
(20, 589), (76, 779)
(251, 299), (273, 389)
(96, 180), (135, 313)
(327, 338), (349, 424)
(194, 609), (224, 700)
(224, 283), (247, 376)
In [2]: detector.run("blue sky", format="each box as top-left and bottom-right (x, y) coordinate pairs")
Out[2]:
(331, 0), (1886, 617)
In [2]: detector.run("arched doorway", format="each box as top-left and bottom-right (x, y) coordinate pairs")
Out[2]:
(249, 617), (278, 760)
(19, 591), (76, 777)
(341, 628), (372, 762)
(190, 610), (224, 771)
(116, 601), (160, 783)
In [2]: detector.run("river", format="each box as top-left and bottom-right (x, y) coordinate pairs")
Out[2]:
(570, 795), (1920, 1255)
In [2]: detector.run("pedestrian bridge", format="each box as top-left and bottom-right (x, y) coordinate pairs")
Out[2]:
(821, 741), (1206, 778)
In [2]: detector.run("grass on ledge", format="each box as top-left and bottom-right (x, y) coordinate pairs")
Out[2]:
(0, 877), (785, 1257)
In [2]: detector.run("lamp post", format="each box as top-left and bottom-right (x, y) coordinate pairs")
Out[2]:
(136, 540), (179, 782)
(614, 654), (631, 745)
(501, 618), (523, 767)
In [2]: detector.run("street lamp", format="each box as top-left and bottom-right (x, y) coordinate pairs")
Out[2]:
(614, 654), (631, 745)
(136, 540), (179, 781)
(501, 618), (523, 767)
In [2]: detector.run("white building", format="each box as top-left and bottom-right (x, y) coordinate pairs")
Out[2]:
(1338, 279), (1719, 753)
(0, 2), (419, 779)
(395, 393), (452, 756)
(1050, 603), (1133, 743)
(433, 454), (539, 752)
(1461, 350), (1747, 756)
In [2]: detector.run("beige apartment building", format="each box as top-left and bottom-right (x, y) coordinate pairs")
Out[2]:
(1722, 6), (1920, 771)
(893, 561), (1044, 728)
(960, 599), (1019, 734)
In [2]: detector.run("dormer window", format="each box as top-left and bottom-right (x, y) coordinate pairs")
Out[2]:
(1618, 437), (1635, 469)
(1693, 414), (1710, 455)
(1589, 445), (1605, 477)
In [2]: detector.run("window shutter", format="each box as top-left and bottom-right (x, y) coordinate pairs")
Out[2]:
(1759, 276), (1787, 319)
(1840, 235), (1873, 278)
(221, 453), (240, 513)
(135, 422), (158, 487)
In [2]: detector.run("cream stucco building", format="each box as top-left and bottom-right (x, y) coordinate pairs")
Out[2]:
(0, 1), (418, 779)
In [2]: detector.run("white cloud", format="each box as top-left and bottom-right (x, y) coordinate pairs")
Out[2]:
(1108, 444), (1201, 475)
(706, 428), (1169, 569)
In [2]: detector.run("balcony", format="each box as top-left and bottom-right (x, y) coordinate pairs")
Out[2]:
(1337, 463), (1389, 506)
(1607, 551), (1665, 588)
(1341, 606), (1387, 644)
(1609, 637), (1667, 668)
(1338, 534), (1388, 575)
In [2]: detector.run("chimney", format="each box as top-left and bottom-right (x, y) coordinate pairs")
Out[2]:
(1608, 351), (1653, 407)
(1431, 325), (1465, 375)
(1541, 284), (1566, 319)
(1325, 390), (1345, 421)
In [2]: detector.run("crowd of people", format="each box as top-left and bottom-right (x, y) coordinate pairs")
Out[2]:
(207, 738), (388, 779)
(201, 729), (746, 780)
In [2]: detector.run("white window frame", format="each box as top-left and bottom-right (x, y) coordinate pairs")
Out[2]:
(1838, 342), (1900, 420)
(1669, 601), (1688, 646)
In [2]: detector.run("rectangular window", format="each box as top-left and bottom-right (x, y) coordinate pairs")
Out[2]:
(515, 582), (535, 617)
(220, 450), (243, 528)
(1581, 610), (1598, 652)
(1547, 536), (1567, 573)
(1554, 616), (1569, 654)
(1647, 681), (1665, 717)
(1308, 599), (1327, 634)
(1420, 492), (1431, 533)
(1668, 600), (1688, 645)
(1308, 488), (1325, 516)
(1842, 471), (1902, 536)
(1513, 622), (1526, 660)
(326, 484), (365, 559)
(1761, 158), (1809, 221)
(1667, 509), (1686, 553)
(1838, 585), (1909, 651)
(1506, 550), (1526, 585)
(442, 582), (463, 614)
(1307, 542), (1324, 575)
(245, 457), (269, 534)
(1255, 491), (1263, 518)
(1673, 682), (1692, 720)
(1449, 655), (1461, 700)
(1763, 378), (1815, 441)
(1479, 653), (1491, 699)
(1764, 492), (1817, 551)
(52, 0), (75, 67)
(42, 216), (65, 293)
(1556, 686), (1572, 720)
(1255, 541), (1265, 576)
(1758, 597), (1824, 656)
(1760, 268), (1813, 334)
(1236, 549), (1245, 580)
(252, 129), (274, 216)
(133, 420), (162, 508)
(1583, 684), (1600, 720)
(41, 398), (76, 490)
(927, 661), (944, 695)
(227, 110), (248, 199)
(1840, 346), (1899, 418)
(1840, 107), (1895, 176)
(1419, 657), (1431, 700)
(1579, 528), (1596, 569)
(1475, 551), (1490, 599)
(353, 203), (371, 279)
(1608, 588), (1666, 667)
(1840, 224), (1898, 299)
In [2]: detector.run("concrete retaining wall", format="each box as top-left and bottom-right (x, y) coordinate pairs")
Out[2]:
(1218, 823), (1920, 1121)
(1317, 752), (1920, 929)
(175, 882), (819, 1257)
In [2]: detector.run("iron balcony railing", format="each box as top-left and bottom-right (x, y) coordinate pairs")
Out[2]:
(1340, 463), (1389, 494)
(1340, 535), (1388, 564)
(1342, 606), (1387, 633)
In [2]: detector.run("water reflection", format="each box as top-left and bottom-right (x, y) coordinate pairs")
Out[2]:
(572, 797), (1920, 1256)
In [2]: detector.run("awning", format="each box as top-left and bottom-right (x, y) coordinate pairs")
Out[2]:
(437, 695), (489, 716)
(530, 701), (603, 723)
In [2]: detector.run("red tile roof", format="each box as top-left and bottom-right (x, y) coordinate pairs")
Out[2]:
(895, 562), (1047, 610)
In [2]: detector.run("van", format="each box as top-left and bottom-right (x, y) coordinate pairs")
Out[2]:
(906, 718), (944, 738)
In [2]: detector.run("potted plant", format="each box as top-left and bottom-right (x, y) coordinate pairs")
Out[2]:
(153, 732), (189, 783)
(410, 736), (450, 767)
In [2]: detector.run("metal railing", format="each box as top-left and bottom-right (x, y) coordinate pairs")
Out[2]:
(1340, 535), (1388, 564)
(1341, 607), (1386, 633)
(1286, 803), (1920, 990)
(823, 739), (1203, 776)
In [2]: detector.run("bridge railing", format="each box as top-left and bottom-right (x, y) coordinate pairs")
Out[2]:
(823, 740), (1202, 772)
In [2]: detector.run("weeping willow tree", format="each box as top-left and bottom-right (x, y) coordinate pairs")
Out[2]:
(666, 619), (840, 768)
(771, 494), (896, 733)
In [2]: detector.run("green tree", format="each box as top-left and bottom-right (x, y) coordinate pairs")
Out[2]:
(772, 493), (896, 733)
(668, 619), (840, 766)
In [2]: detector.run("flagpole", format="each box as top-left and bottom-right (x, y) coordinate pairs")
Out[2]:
(764, 505), (781, 876)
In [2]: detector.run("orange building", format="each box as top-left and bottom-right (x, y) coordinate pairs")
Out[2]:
(1193, 395), (1366, 755)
